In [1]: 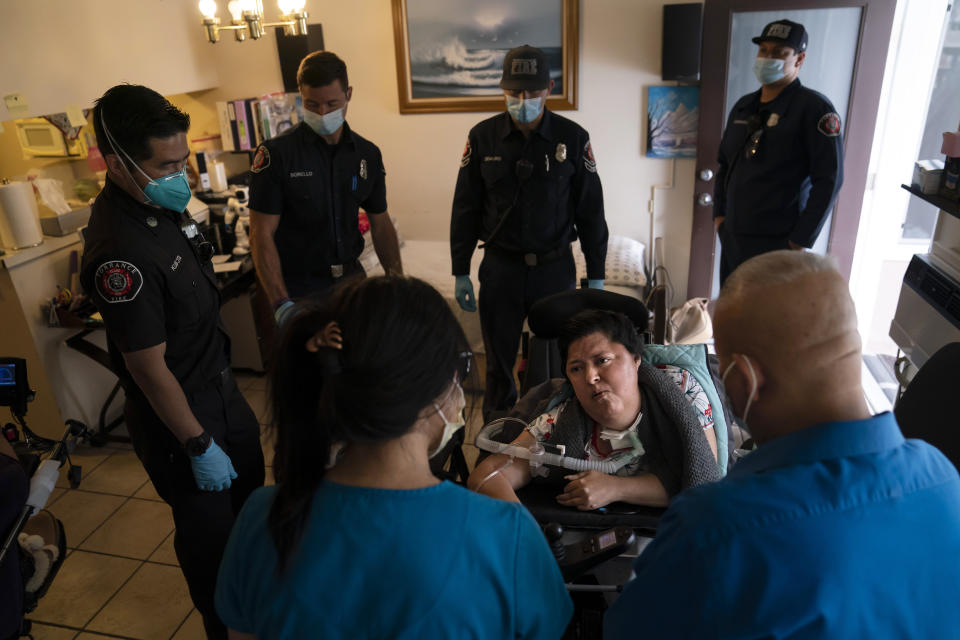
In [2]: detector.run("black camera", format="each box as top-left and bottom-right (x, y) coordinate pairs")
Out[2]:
(0, 358), (35, 418)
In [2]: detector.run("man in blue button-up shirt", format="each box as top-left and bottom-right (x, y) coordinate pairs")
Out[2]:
(605, 250), (960, 639)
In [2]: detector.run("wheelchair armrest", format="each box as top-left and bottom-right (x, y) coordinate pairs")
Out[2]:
(517, 482), (664, 534)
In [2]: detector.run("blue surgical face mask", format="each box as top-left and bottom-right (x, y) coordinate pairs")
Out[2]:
(505, 95), (544, 124)
(753, 57), (786, 85)
(99, 112), (191, 212)
(303, 108), (345, 136)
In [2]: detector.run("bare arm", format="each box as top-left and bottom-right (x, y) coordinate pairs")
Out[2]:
(123, 343), (204, 444)
(367, 211), (403, 276)
(249, 209), (288, 307)
(704, 425), (718, 463)
(557, 471), (669, 510)
(466, 431), (537, 502)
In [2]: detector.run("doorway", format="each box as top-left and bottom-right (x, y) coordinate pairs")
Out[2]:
(687, 0), (897, 299)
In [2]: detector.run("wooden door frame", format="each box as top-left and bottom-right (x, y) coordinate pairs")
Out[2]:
(686, 0), (898, 298)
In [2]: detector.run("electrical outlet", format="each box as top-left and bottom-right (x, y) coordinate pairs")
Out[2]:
(4, 93), (29, 117)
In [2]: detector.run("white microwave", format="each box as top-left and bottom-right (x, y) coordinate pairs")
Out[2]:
(14, 118), (87, 159)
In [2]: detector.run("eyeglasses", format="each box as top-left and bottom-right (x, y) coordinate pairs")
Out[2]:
(457, 350), (473, 382)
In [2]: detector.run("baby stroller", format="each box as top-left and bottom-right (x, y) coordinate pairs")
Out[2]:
(0, 358), (92, 639)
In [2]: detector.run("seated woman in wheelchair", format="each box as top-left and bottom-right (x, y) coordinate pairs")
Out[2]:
(215, 276), (572, 639)
(468, 309), (720, 510)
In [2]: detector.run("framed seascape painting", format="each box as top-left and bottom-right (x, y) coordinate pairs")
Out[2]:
(646, 85), (699, 158)
(391, 0), (579, 114)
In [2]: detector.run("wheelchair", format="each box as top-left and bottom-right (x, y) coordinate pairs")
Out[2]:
(0, 358), (93, 639)
(432, 288), (738, 638)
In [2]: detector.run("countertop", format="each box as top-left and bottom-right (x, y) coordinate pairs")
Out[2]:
(0, 232), (81, 269)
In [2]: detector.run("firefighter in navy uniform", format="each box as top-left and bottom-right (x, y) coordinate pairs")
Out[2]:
(714, 19), (844, 285)
(80, 85), (264, 640)
(249, 51), (402, 326)
(451, 45), (608, 420)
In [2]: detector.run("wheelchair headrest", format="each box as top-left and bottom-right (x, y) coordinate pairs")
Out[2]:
(527, 289), (649, 339)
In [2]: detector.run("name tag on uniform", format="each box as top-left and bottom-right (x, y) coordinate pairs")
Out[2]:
(733, 119), (749, 125)
(483, 156), (502, 162)
(289, 171), (313, 178)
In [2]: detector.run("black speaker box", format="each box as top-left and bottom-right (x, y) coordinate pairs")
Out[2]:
(662, 3), (702, 82)
(275, 24), (326, 93)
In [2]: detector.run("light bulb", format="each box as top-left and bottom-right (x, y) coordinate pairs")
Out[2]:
(289, 0), (306, 11)
(227, 0), (243, 21)
(198, 0), (218, 19)
(239, 0), (257, 13)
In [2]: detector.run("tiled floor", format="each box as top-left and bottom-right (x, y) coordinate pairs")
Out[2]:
(24, 367), (486, 639)
(21, 373), (272, 640)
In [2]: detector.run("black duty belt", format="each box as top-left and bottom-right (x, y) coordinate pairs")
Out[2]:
(309, 258), (362, 280)
(484, 244), (571, 267)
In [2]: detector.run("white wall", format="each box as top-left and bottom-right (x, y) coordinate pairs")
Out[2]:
(1, 0), (219, 119)
(200, 0), (697, 299)
(4, 0), (698, 299)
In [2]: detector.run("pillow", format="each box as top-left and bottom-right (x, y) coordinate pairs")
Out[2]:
(572, 234), (646, 287)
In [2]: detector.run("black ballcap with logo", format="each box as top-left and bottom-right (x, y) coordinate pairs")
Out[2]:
(499, 45), (551, 91)
(752, 19), (808, 53)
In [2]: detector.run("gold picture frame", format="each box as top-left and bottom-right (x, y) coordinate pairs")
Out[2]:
(391, 0), (579, 114)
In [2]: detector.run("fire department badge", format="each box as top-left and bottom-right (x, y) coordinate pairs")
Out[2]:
(360, 159), (368, 180)
(250, 145), (271, 173)
(817, 112), (841, 137)
(555, 143), (567, 163)
(767, 113), (780, 128)
(95, 260), (143, 303)
(584, 140), (597, 173)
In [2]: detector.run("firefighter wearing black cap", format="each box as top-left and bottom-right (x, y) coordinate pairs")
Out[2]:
(451, 44), (608, 420)
(714, 19), (844, 284)
(80, 84), (264, 639)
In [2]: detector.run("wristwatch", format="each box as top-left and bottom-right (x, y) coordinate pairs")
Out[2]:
(184, 432), (212, 457)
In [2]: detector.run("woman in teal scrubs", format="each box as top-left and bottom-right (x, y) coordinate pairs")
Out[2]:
(215, 276), (571, 639)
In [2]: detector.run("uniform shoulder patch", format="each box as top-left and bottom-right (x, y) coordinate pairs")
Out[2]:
(95, 261), (143, 303)
(817, 112), (841, 137)
(460, 140), (472, 167)
(251, 145), (271, 173)
(583, 140), (597, 173)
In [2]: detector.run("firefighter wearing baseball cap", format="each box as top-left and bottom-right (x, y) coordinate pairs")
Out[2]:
(450, 44), (609, 420)
(714, 19), (844, 284)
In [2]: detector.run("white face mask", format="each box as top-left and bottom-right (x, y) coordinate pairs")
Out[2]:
(302, 107), (345, 136)
(722, 355), (758, 425)
(430, 382), (465, 458)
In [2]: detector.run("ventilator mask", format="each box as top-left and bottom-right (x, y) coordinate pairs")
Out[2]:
(753, 57), (786, 85)
(722, 355), (758, 425)
(430, 382), (466, 458)
(303, 107), (345, 136)
(99, 112), (192, 213)
(506, 95), (544, 124)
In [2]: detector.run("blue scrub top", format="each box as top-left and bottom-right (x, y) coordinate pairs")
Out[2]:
(604, 412), (960, 639)
(216, 479), (572, 639)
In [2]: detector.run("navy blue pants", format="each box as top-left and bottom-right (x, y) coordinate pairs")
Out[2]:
(478, 249), (576, 421)
(718, 223), (791, 287)
(124, 371), (264, 640)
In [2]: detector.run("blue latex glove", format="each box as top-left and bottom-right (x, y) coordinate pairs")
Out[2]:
(189, 440), (237, 492)
(274, 299), (297, 327)
(587, 279), (605, 290)
(454, 275), (477, 312)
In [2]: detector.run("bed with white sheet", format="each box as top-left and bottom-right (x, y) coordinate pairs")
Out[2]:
(362, 233), (647, 355)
